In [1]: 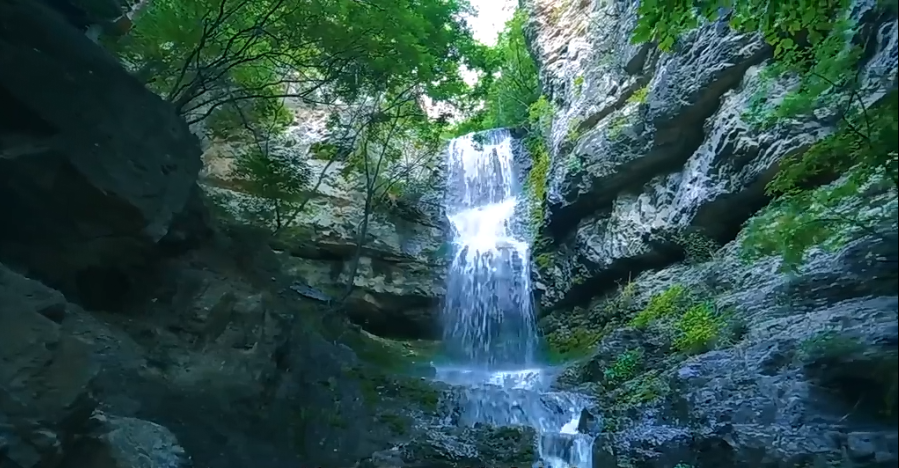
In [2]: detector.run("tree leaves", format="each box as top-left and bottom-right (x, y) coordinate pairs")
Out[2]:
(106, 0), (482, 129)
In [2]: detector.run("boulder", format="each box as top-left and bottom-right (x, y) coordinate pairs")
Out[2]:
(0, 0), (203, 301)
(0, 262), (98, 468)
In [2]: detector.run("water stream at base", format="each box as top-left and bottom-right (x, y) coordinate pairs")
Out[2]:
(435, 129), (594, 468)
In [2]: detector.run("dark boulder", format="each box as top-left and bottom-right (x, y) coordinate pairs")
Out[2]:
(0, 0), (205, 303)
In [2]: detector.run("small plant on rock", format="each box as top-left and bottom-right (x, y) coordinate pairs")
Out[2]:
(673, 301), (723, 354)
(603, 348), (644, 385)
(630, 284), (689, 328)
(627, 85), (649, 105)
(670, 229), (721, 263)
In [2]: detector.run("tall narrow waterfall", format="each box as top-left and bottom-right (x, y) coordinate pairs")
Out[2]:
(442, 129), (537, 368)
(437, 129), (594, 468)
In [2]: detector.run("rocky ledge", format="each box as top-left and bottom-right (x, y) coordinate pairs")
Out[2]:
(523, 0), (898, 311)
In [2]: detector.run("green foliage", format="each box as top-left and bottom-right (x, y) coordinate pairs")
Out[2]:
(630, 284), (688, 329)
(632, 0), (898, 271)
(668, 230), (721, 263)
(672, 301), (723, 354)
(603, 348), (644, 385)
(535, 252), (554, 270)
(545, 327), (602, 362)
(566, 154), (583, 173)
(798, 330), (863, 361)
(107, 0), (482, 128)
(627, 85), (649, 105)
(565, 117), (584, 144)
(574, 75), (585, 96)
(631, 285), (729, 355)
(448, 9), (541, 136)
(229, 128), (312, 230)
(607, 113), (630, 139)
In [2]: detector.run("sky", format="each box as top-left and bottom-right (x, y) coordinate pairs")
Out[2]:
(466, 0), (517, 46)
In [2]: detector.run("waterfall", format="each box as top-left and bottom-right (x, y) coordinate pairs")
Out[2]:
(437, 129), (594, 468)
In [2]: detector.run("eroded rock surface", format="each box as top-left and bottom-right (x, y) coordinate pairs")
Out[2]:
(201, 113), (449, 339)
(524, 0), (898, 466)
(523, 0), (898, 311)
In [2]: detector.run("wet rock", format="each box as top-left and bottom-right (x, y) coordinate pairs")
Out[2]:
(0, 263), (98, 468)
(0, 0), (204, 297)
(363, 425), (537, 468)
(61, 412), (191, 468)
(548, 229), (898, 467)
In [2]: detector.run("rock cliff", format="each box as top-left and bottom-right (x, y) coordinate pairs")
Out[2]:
(523, 0), (898, 465)
(200, 114), (449, 340)
(523, 0), (896, 311)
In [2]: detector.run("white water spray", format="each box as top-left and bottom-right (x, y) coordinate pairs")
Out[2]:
(437, 129), (594, 468)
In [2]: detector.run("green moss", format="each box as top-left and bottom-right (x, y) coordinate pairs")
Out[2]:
(574, 75), (585, 95)
(600, 277), (639, 320)
(672, 302), (723, 354)
(607, 113), (629, 139)
(545, 327), (602, 362)
(565, 153), (583, 173)
(630, 285), (688, 329)
(627, 85), (649, 105)
(377, 413), (413, 435)
(565, 117), (583, 144)
(342, 329), (439, 371)
(798, 331), (863, 360)
(524, 132), (550, 238)
(602, 369), (670, 432)
(535, 252), (554, 270)
(603, 348), (644, 385)
(346, 365), (442, 412)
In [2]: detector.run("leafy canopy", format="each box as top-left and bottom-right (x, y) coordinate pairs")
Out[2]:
(106, 0), (484, 128)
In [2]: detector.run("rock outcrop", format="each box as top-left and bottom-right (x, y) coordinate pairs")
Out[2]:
(522, 0), (898, 311)
(524, 0), (898, 466)
(0, 0), (206, 307)
(201, 122), (448, 340)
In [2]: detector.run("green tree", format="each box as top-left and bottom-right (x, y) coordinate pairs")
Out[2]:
(329, 85), (448, 300)
(449, 8), (541, 135)
(228, 112), (312, 230)
(104, 0), (483, 129)
(631, 0), (898, 270)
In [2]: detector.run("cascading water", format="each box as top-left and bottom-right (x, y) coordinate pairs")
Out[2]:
(436, 129), (594, 468)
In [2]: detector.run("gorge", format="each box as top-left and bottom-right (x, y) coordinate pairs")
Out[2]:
(1, 0), (897, 467)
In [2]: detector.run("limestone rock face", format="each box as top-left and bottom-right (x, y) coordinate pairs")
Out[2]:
(0, 0), (204, 293)
(203, 140), (448, 339)
(522, 0), (898, 310)
(547, 230), (899, 468)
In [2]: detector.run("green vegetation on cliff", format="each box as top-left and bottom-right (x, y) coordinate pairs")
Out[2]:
(446, 8), (553, 238)
(633, 0), (898, 270)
